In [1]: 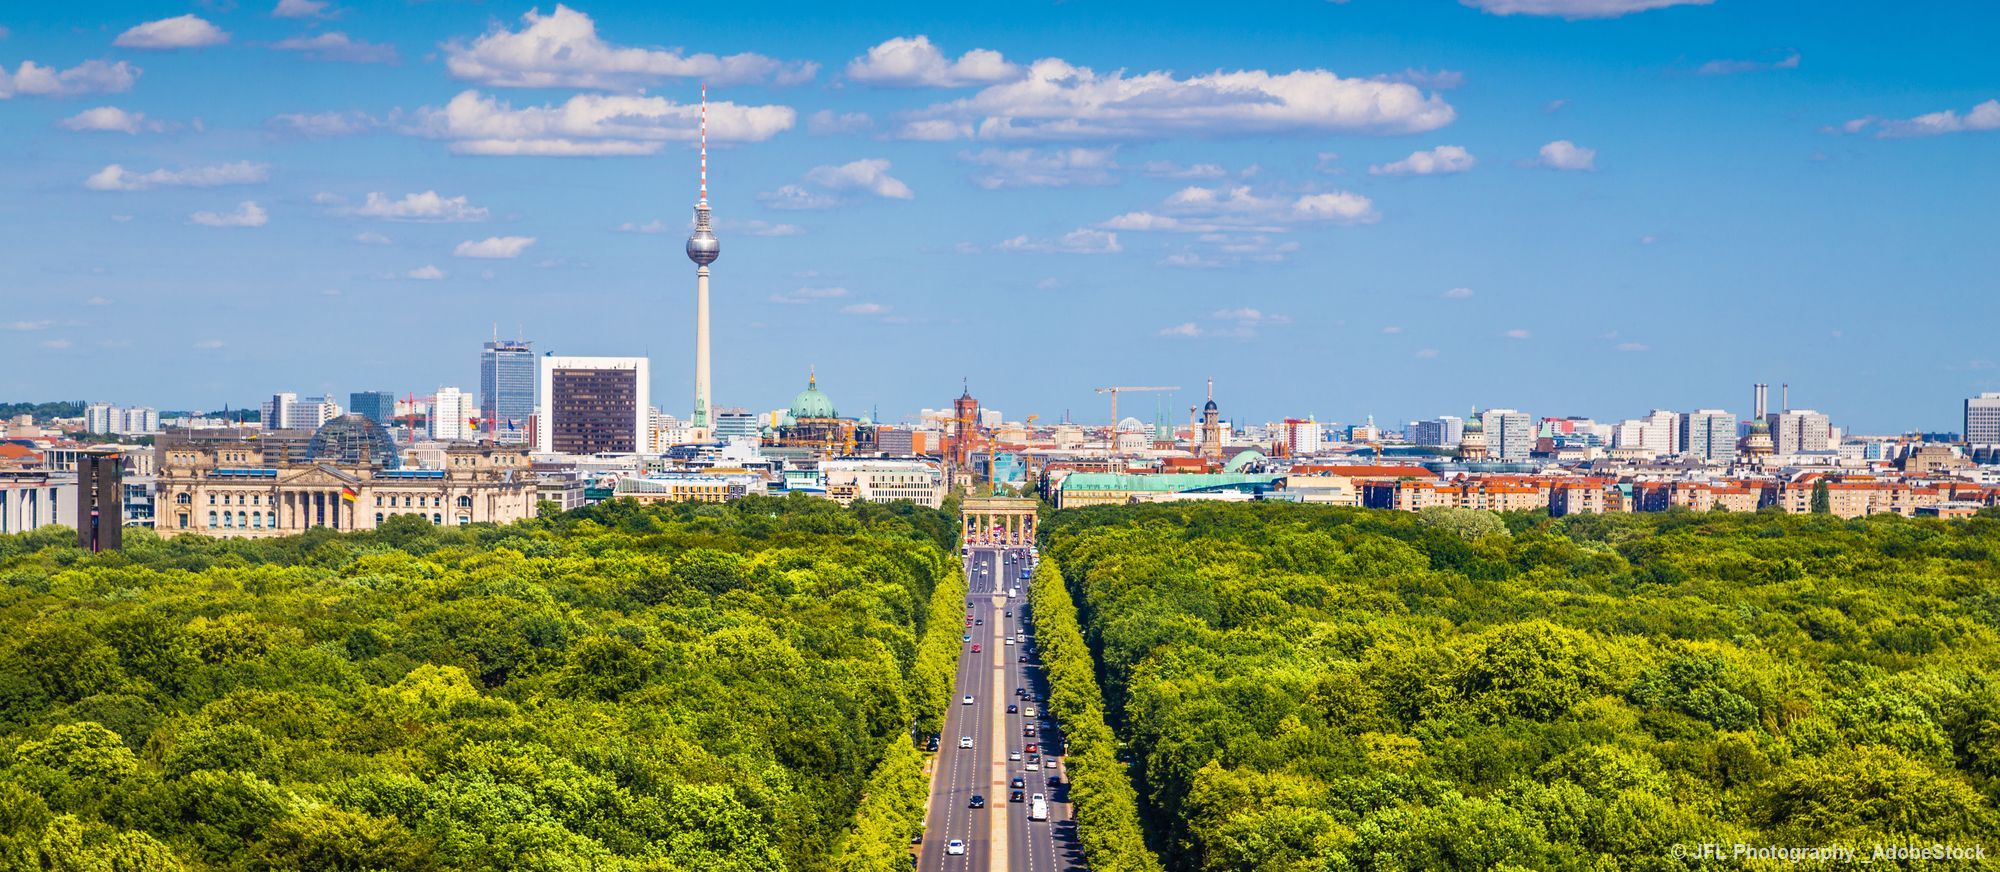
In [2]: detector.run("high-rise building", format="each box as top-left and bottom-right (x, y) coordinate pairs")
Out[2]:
(1413, 416), (1464, 448)
(1281, 418), (1323, 455)
(260, 393), (339, 430)
(536, 356), (651, 455)
(1480, 408), (1533, 460)
(480, 339), (536, 443)
(1680, 409), (1738, 463)
(1769, 409), (1833, 455)
(84, 403), (159, 436)
(430, 387), (471, 442)
(1966, 393), (2000, 444)
(685, 87), (720, 432)
(713, 410), (759, 441)
(349, 391), (396, 426)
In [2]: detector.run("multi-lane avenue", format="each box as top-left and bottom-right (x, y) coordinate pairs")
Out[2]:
(916, 545), (1084, 872)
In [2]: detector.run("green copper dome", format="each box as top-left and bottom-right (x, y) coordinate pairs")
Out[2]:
(791, 370), (836, 419)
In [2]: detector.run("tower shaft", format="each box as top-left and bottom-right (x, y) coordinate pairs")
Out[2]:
(695, 266), (712, 429)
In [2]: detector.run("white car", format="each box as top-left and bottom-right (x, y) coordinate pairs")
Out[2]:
(1024, 706), (1037, 717)
(1004, 639), (1014, 646)
(962, 695), (974, 705)
(958, 735), (974, 749)
(1009, 751), (1022, 761)
(1043, 760), (1056, 770)
(945, 839), (966, 856)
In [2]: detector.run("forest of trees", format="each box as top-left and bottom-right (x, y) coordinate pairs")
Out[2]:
(0, 494), (961, 871)
(1043, 503), (2000, 871)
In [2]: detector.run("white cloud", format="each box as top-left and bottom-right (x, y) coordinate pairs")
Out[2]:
(1159, 322), (1202, 338)
(193, 339), (225, 349)
(1381, 325), (1405, 334)
(267, 110), (376, 136)
(997, 228), (1122, 254)
(190, 201), (268, 227)
(1460, 0), (1711, 18)
(1503, 328), (1531, 339)
(273, 0), (330, 17)
(1416, 348), (1439, 359)
(85, 297), (112, 306)
(1616, 341), (1650, 352)
(1104, 184), (1377, 235)
(406, 265), (446, 280)
(353, 230), (391, 244)
(115, 14), (229, 49)
(40, 339), (72, 350)
(1697, 53), (1799, 76)
(4, 320), (53, 331)
(454, 235), (536, 258)
(900, 58), (1455, 140)
(1444, 286), (1475, 299)
(840, 302), (890, 315)
(1159, 252), (1226, 269)
(734, 219), (804, 237)
(846, 35), (1020, 88)
(1035, 277), (1060, 290)
(808, 109), (874, 135)
(1370, 145), (1476, 176)
(1141, 160), (1227, 179)
(1377, 68), (1466, 89)
(272, 32), (397, 63)
(444, 4), (815, 89)
(1846, 99), (2000, 139)
(757, 185), (839, 210)
(1536, 139), (1596, 171)
(406, 89), (794, 156)
(1159, 308), (1288, 337)
(770, 286), (848, 304)
(0, 59), (140, 99)
(892, 119), (973, 141)
(85, 161), (268, 191)
(340, 191), (489, 222)
(958, 147), (1117, 189)
(59, 106), (159, 134)
(807, 159), (914, 199)
(615, 219), (668, 234)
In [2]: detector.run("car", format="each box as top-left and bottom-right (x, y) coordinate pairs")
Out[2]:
(958, 735), (973, 749)
(1043, 760), (1056, 770)
(1027, 752), (1040, 763)
(1024, 725), (1037, 736)
(1011, 776), (1025, 789)
(926, 736), (940, 751)
(969, 795), (985, 809)
(962, 695), (974, 705)
(1025, 742), (1039, 754)
(1004, 611), (1012, 617)
(1018, 655), (1028, 663)
(1004, 639), (1014, 646)
(1015, 687), (1026, 697)
(971, 644), (981, 654)
(1009, 751), (1021, 761)
(1048, 774), (1061, 786)
(1011, 790), (1025, 803)
(1007, 703), (1018, 713)
(913, 833), (923, 845)
(961, 633), (971, 642)
(945, 839), (966, 856)
(1024, 706), (1037, 717)
(975, 618), (983, 625)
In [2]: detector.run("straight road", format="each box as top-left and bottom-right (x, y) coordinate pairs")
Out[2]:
(917, 545), (1084, 871)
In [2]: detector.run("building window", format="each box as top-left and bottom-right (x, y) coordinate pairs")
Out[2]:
(208, 493), (216, 505)
(208, 511), (217, 527)
(404, 496), (412, 507)
(432, 513), (441, 524)
(176, 493), (192, 505)
(222, 512), (233, 528)
(457, 496), (472, 508)
(457, 514), (470, 525)
(252, 513), (262, 529)
(178, 513), (189, 529)
(376, 513), (384, 525)
(267, 511), (275, 527)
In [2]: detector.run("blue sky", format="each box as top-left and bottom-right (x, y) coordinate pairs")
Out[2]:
(2, 0), (1996, 432)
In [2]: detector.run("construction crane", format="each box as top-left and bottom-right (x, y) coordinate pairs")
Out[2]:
(1094, 386), (1179, 428)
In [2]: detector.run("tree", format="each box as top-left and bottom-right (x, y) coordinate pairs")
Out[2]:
(1811, 479), (1832, 514)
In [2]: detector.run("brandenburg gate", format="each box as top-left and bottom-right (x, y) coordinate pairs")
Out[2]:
(961, 496), (1038, 548)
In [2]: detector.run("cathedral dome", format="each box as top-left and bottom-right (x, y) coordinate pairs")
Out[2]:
(306, 414), (400, 469)
(791, 371), (836, 420)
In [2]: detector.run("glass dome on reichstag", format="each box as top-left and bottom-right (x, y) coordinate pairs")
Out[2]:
(306, 414), (401, 469)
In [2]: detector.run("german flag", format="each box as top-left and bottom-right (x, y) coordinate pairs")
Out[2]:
(340, 486), (358, 503)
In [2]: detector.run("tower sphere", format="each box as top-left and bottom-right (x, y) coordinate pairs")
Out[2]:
(686, 218), (719, 266)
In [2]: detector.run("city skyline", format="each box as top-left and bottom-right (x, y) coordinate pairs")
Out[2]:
(3, 1), (1998, 431)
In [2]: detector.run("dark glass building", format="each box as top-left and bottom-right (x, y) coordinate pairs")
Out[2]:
(549, 368), (638, 454)
(481, 339), (535, 444)
(349, 391), (396, 426)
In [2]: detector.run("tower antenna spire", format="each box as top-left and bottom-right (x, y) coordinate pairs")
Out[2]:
(699, 84), (708, 205)
(685, 84), (720, 433)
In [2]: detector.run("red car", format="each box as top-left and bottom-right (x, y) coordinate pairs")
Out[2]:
(972, 644), (981, 653)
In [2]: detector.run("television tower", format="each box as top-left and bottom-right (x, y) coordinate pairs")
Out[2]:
(685, 85), (720, 431)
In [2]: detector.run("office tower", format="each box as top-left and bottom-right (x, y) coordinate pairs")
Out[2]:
(1968, 393), (2000, 444)
(1480, 408), (1533, 460)
(1769, 409), (1833, 455)
(76, 448), (122, 552)
(1282, 418), (1323, 455)
(536, 356), (651, 454)
(480, 339), (535, 443)
(1413, 416), (1464, 448)
(714, 410), (760, 441)
(349, 391), (396, 426)
(684, 87), (720, 431)
(260, 393), (339, 430)
(1680, 409), (1738, 463)
(84, 403), (158, 436)
(431, 387), (471, 442)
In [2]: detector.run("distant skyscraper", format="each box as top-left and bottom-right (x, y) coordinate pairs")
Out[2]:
(1769, 409), (1833, 455)
(1968, 393), (2000, 444)
(84, 403), (158, 436)
(349, 391), (396, 426)
(685, 87), (720, 431)
(480, 339), (535, 443)
(1413, 416), (1463, 448)
(537, 355), (651, 455)
(714, 410), (759, 441)
(431, 387), (471, 442)
(260, 393), (339, 430)
(1480, 408), (1533, 460)
(1680, 409), (1738, 463)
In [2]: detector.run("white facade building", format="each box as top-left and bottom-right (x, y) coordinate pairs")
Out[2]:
(1480, 409), (1534, 461)
(260, 393), (340, 431)
(1770, 409), (1834, 456)
(821, 458), (947, 508)
(0, 474), (64, 534)
(1680, 409), (1738, 463)
(85, 404), (159, 436)
(430, 387), (471, 442)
